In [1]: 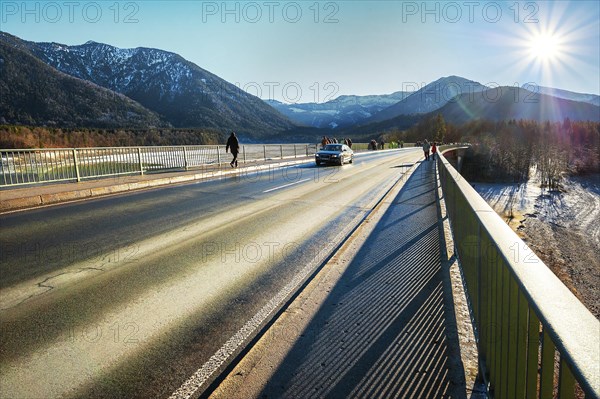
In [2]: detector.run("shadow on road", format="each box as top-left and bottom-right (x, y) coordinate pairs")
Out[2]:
(258, 161), (468, 398)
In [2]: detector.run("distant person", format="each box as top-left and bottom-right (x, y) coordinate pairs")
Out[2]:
(347, 138), (353, 148)
(422, 140), (430, 161)
(400, 141), (404, 148)
(379, 139), (385, 150)
(431, 142), (437, 160)
(370, 139), (377, 150)
(226, 131), (240, 167)
(321, 136), (328, 149)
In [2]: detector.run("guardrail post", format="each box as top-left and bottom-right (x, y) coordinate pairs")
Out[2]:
(263, 145), (267, 161)
(306, 144), (309, 157)
(243, 146), (246, 164)
(183, 146), (189, 171)
(294, 144), (297, 158)
(138, 147), (144, 175)
(217, 145), (221, 167)
(280, 144), (283, 159)
(72, 149), (81, 182)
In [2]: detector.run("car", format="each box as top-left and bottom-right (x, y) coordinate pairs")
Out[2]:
(315, 144), (354, 166)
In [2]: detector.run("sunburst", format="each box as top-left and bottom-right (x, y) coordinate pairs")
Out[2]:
(529, 32), (562, 62)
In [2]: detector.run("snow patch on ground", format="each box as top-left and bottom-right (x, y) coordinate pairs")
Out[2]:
(472, 174), (600, 246)
(471, 174), (600, 318)
(471, 179), (541, 220)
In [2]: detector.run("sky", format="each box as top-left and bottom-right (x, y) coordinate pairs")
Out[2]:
(1, 0), (599, 103)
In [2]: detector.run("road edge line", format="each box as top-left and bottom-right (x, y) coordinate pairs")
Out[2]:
(169, 160), (421, 399)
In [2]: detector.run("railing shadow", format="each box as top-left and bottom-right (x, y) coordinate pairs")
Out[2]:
(258, 161), (468, 398)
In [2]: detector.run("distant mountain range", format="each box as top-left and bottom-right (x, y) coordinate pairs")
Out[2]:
(337, 85), (600, 139)
(0, 32), (294, 136)
(436, 86), (600, 124)
(528, 85), (600, 107)
(367, 76), (489, 123)
(265, 91), (412, 129)
(0, 31), (598, 141)
(272, 76), (599, 131)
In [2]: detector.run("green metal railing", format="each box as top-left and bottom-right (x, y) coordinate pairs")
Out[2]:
(438, 151), (599, 398)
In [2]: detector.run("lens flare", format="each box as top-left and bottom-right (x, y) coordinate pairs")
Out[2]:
(530, 33), (561, 61)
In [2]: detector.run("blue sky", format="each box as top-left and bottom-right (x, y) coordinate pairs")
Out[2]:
(2, 0), (599, 102)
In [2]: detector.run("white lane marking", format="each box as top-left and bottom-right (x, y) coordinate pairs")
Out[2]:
(262, 178), (310, 193)
(169, 153), (420, 399)
(169, 212), (364, 399)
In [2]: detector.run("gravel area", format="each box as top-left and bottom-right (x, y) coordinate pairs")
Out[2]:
(473, 174), (600, 320)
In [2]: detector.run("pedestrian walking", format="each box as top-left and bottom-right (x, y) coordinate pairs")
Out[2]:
(431, 142), (437, 160)
(422, 139), (430, 161)
(226, 131), (240, 167)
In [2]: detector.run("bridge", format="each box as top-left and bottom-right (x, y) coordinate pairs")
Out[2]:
(0, 145), (598, 399)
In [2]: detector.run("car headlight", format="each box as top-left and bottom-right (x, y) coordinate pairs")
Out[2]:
(331, 154), (338, 158)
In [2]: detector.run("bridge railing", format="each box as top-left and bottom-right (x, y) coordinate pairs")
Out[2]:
(0, 144), (322, 187)
(438, 151), (599, 398)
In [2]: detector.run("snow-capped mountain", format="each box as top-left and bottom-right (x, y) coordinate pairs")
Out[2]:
(369, 76), (489, 122)
(1, 32), (294, 135)
(29, 40), (189, 99)
(265, 91), (412, 129)
(0, 38), (163, 128)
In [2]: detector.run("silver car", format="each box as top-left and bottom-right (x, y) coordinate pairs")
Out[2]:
(315, 144), (354, 166)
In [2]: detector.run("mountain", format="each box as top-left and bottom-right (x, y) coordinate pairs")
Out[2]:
(0, 32), (295, 136)
(528, 85), (600, 107)
(368, 76), (489, 122)
(436, 86), (600, 124)
(0, 39), (163, 128)
(337, 86), (600, 140)
(265, 91), (413, 129)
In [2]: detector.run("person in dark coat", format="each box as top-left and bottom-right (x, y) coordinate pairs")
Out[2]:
(226, 132), (240, 167)
(422, 140), (430, 161)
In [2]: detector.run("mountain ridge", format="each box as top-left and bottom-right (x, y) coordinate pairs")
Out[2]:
(264, 90), (413, 129)
(0, 39), (164, 129)
(366, 75), (490, 123)
(1, 32), (598, 142)
(0, 32), (295, 136)
(527, 85), (600, 107)
(436, 86), (600, 124)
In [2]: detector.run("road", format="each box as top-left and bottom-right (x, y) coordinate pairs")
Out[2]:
(0, 148), (422, 399)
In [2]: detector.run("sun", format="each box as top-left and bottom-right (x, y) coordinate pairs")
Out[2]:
(529, 33), (561, 61)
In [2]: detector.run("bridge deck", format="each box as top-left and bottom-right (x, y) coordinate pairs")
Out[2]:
(208, 160), (486, 399)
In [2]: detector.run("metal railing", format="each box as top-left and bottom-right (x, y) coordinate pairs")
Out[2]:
(0, 144), (320, 187)
(437, 151), (599, 398)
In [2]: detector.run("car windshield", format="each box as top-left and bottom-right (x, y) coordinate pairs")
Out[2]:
(323, 144), (342, 152)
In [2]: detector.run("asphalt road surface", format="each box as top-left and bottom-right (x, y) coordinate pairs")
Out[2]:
(0, 148), (423, 399)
